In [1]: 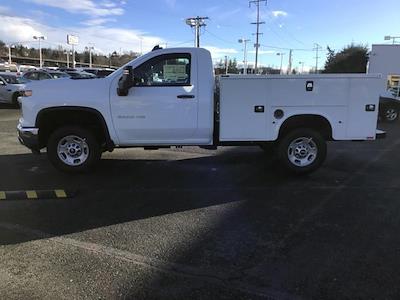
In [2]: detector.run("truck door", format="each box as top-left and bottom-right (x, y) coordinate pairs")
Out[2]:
(110, 53), (198, 144)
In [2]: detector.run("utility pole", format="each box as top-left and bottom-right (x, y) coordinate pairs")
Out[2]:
(33, 35), (46, 68)
(313, 43), (322, 73)
(185, 16), (208, 47)
(287, 49), (293, 74)
(238, 38), (251, 74)
(276, 52), (285, 74)
(249, 0), (267, 74)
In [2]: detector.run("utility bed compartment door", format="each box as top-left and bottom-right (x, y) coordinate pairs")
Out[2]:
(219, 77), (268, 141)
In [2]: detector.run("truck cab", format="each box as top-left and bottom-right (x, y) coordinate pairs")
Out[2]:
(110, 47), (215, 145)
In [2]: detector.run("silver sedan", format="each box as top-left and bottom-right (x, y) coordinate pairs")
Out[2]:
(0, 72), (29, 106)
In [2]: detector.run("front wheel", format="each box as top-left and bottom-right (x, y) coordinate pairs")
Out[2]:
(277, 128), (327, 174)
(12, 93), (20, 108)
(47, 126), (101, 173)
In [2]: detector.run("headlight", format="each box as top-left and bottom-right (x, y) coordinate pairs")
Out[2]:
(20, 90), (33, 97)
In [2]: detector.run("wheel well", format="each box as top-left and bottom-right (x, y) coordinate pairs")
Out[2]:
(12, 92), (19, 102)
(36, 107), (114, 150)
(279, 114), (333, 140)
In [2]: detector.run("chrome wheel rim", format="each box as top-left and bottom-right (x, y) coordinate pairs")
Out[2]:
(57, 135), (89, 166)
(288, 137), (318, 167)
(386, 108), (398, 121)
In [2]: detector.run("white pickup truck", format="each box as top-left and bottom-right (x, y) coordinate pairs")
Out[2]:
(17, 47), (385, 174)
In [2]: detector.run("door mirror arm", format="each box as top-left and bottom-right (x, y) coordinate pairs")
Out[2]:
(117, 66), (134, 96)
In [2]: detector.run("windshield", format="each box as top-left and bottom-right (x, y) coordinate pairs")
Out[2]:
(49, 72), (70, 79)
(0, 75), (29, 84)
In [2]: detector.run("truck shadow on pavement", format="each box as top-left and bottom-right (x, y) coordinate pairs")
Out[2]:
(0, 138), (395, 247)
(1, 130), (400, 298)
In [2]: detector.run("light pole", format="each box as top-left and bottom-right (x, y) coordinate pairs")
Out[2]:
(299, 61), (305, 74)
(7, 44), (15, 65)
(139, 36), (143, 55)
(33, 35), (46, 68)
(238, 38), (251, 74)
(64, 50), (72, 67)
(384, 35), (400, 44)
(85, 45), (94, 68)
(276, 52), (285, 74)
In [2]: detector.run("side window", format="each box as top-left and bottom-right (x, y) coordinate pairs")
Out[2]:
(26, 72), (38, 80)
(133, 53), (191, 87)
(39, 72), (51, 80)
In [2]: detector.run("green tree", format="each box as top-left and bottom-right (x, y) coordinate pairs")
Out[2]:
(228, 58), (239, 74)
(323, 44), (369, 73)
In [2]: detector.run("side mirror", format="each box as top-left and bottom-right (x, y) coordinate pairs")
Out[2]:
(117, 66), (134, 96)
(0, 80), (5, 86)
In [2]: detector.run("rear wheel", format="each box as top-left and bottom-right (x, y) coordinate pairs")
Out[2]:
(47, 126), (101, 173)
(277, 128), (327, 174)
(382, 106), (399, 122)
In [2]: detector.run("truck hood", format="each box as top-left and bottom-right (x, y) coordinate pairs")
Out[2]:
(25, 78), (111, 107)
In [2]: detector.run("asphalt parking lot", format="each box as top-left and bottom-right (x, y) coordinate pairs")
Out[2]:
(1, 106), (400, 299)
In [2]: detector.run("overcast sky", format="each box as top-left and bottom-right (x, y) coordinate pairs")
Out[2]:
(1, 0), (399, 71)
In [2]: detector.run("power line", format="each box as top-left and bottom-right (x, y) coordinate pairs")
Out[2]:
(260, 44), (313, 51)
(249, 0), (267, 73)
(204, 28), (238, 45)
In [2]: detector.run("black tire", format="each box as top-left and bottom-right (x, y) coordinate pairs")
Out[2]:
(12, 93), (20, 108)
(47, 126), (101, 173)
(277, 128), (327, 174)
(381, 106), (399, 123)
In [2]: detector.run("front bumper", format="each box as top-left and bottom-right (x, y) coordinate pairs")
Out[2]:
(17, 124), (41, 152)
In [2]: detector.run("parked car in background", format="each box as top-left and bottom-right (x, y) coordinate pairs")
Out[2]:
(379, 91), (400, 122)
(0, 63), (18, 72)
(22, 70), (70, 81)
(63, 70), (97, 79)
(0, 72), (29, 107)
(17, 65), (37, 74)
(80, 68), (115, 78)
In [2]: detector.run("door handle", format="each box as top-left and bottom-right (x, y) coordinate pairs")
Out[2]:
(177, 94), (195, 99)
